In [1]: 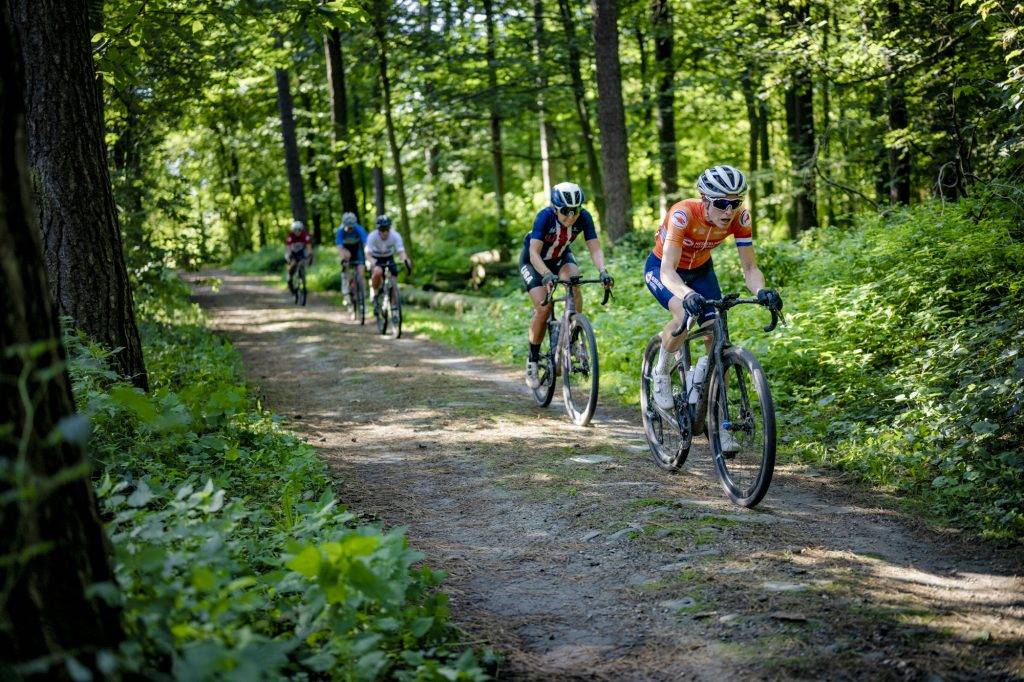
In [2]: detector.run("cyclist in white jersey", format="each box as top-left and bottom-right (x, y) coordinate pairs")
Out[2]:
(365, 214), (412, 302)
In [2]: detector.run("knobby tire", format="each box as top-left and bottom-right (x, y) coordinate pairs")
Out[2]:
(562, 314), (599, 426)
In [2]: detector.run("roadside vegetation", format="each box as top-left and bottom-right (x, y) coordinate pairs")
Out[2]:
(69, 270), (488, 679)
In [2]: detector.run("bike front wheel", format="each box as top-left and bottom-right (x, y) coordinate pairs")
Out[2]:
(389, 286), (402, 339)
(356, 282), (366, 325)
(562, 314), (599, 426)
(639, 335), (691, 471)
(531, 334), (556, 408)
(707, 346), (776, 508)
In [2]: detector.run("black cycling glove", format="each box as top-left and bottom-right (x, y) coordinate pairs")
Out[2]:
(599, 268), (614, 287)
(683, 292), (707, 319)
(541, 273), (558, 287)
(757, 287), (783, 310)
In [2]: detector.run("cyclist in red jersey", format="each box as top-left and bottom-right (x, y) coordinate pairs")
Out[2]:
(644, 166), (782, 449)
(284, 220), (312, 290)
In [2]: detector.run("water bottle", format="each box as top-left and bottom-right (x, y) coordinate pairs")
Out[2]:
(687, 356), (708, 405)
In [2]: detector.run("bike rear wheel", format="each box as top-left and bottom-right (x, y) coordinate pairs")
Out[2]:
(707, 346), (776, 507)
(298, 266), (307, 306)
(562, 314), (599, 426)
(640, 335), (690, 471)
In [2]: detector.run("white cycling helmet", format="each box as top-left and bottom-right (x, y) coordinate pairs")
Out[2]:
(291, 220), (305, 232)
(551, 181), (585, 208)
(696, 165), (748, 198)
(342, 212), (357, 227)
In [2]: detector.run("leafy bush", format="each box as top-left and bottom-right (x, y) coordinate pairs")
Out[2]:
(406, 190), (1024, 541)
(70, 275), (489, 679)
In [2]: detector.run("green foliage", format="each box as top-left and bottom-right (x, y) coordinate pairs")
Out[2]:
(406, 192), (1024, 541)
(69, 274), (489, 679)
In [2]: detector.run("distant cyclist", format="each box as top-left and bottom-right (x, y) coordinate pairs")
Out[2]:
(336, 212), (368, 301)
(644, 165), (782, 451)
(521, 181), (613, 390)
(284, 219), (312, 291)
(365, 215), (412, 303)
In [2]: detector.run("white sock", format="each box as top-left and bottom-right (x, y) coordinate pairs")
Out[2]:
(656, 346), (671, 373)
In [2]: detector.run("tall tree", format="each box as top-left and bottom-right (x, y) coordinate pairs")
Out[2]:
(483, 0), (508, 255)
(11, 0), (147, 390)
(557, 0), (604, 218)
(299, 89), (323, 244)
(533, 0), (552, 196)
(592, 0), (633, 242)
(274, 45), (308, 226)
(2, 4), (124, 673)
(886, 0), (911, 205)
(324, 28), (360, 220)
(651, 0), (677, 214)
(781, 0), (817, 236)
(372, 1), (413, 257)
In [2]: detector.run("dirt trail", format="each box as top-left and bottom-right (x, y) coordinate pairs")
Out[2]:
(190, 272), (1023, 681)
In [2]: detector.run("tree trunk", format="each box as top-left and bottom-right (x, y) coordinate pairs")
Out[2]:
(634, 27), (655, 203)
(886, 1), (911, 205)
(483, 0), (507, 256)
(782, 2), (817, 237)
(591, 0), (633, 242)
(741, 67), (760, 234)
(373, 166), (385, 216)
(651, 0), (677, 214)
(373, 3), (413, 258)
(324, 29), (360, 220)
(557, 0), (604, 218)
(2, 6), (124, 673)
(274, 58), (307, 225)
(12, 0), (147, 390)
(298, 90), (323, 244)
(533, 0), (552, 196)
(758, 96), (775, 221)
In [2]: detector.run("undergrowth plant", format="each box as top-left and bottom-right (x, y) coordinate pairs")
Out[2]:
(69, 272), (490, 680)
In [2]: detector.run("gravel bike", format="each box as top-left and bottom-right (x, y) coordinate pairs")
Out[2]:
(372, 258), (406, 339)
(531, 276), (612, 426)
(287, 252), (308, 306)
(639, 294), (783, 507)
(340, 259), (366, 325)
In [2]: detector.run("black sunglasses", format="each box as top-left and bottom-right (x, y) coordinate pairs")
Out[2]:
(557, 206), (580, 217)
(709, 197), (743, 211)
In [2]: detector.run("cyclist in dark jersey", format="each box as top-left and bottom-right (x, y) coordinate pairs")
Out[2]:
(521, 182), (613, 389)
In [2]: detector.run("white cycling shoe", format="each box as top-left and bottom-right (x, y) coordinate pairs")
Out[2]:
(525, 360), (541, 390)
(651, 366), (676, 410)
(719, 428), (741, 455)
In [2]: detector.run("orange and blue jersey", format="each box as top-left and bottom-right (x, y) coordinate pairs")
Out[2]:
(652, 199), (753, 270)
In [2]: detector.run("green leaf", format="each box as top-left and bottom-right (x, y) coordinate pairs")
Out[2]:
(971, 420), (998, 435)
(409, 616), (434, 637)
(192, 566), (215, 591)
(111, 385), (158, 422)
(127, 480), (154, 507)
(287, 546), (320, 577)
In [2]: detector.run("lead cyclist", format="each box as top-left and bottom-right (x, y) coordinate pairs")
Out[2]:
(643, 165), (783, 452)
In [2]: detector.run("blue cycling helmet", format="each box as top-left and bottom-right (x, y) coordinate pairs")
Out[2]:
(375, 214), (392, 229)
(551, 181), (584, 209)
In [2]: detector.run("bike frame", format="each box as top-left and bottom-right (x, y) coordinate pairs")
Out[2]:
(541, 277), (609, 364)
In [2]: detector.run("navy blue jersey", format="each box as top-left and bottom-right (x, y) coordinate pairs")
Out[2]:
(522, 207), (598, 261)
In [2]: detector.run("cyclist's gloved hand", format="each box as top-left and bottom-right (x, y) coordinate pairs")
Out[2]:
(599, 268), (614, 287)
(757, 287), (783, 310)
(682, 292), (707, 319)
(541, 272), (558, 288)
(404, 259), (413, 274)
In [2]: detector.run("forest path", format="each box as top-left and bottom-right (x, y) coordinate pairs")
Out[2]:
(190, 271), (1023, 681)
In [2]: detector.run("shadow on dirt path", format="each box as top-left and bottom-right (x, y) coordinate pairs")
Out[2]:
(190, 271), (1023, 681)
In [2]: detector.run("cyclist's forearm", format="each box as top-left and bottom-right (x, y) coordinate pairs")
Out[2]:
(528, 241), (550, 275)
(742, 265), (766, 295)
(661, 266), (695, 301)
(585, 238), (606, 271)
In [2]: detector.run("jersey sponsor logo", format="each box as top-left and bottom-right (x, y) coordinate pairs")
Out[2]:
(520, 265), (534, 284)
(739, 209), (752, 228)
(670, 210), (689, 228)
(644, 269), (665, 292)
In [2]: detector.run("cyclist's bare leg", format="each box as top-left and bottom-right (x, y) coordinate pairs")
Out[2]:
(528, 287), (552, 345)
(558, 261), (582, 312)
(370, 265), (384, 299)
